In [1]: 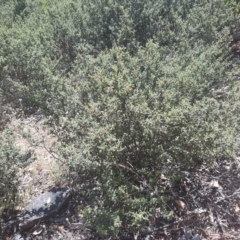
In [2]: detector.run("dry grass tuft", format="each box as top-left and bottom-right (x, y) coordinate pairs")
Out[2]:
(8, 113), (64, 206)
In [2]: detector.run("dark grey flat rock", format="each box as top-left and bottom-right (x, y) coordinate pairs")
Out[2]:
(19, 187), (72, 231)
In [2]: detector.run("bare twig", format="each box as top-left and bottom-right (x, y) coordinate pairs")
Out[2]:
(215, 187), (240, 204)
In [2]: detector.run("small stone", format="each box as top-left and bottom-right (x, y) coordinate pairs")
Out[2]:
(19, 187), (72, 231)
(32, 227), (43, 236)
(11, 233), (24, 240)
(209, 180), (219, 189)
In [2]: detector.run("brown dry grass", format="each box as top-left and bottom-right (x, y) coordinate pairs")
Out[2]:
(8, 113), (64, 207)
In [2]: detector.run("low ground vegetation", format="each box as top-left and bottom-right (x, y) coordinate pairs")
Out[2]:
(1, 0), (240, 238)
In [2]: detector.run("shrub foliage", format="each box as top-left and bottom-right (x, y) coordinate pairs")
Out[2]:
(0, 127), (20, 215)
(0, 0), (240, 236)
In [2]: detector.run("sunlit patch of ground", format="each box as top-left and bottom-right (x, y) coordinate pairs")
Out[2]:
(9, 113), (63, 207)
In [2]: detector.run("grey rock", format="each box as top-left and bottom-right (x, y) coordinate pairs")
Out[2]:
(19, 187), (72, 231)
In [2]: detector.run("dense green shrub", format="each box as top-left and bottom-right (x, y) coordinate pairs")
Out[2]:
(0, 0), (80, 110)
(0, 93), (20, 214)
(0, 0), (240, 236)
(47, 39), (239, 234)
(0, 0), (14, 27)
(28, 0), (240, 235)
(0, 0), (237, 112)
(0, 129), (20, 215)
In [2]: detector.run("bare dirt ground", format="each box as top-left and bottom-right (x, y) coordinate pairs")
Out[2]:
(9, 112), (60, 205)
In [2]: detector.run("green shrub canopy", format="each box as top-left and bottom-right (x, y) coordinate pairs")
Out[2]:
(0, 0), (240, 235)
